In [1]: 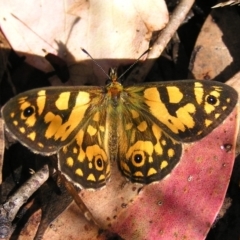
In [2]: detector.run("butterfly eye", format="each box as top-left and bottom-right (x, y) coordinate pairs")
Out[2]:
(23, 106), (35, 117)
(206, 95), (218, 105)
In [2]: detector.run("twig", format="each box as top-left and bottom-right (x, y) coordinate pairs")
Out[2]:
(0, 165), (49, 239)
(127, 0), (195, 83)
(0, 118), (4, 185)
(212, 0), (240, 8)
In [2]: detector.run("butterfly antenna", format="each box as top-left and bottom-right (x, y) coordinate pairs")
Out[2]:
(82, 48), (151, 81)
(118, 48), (151, 80)
(81, 48), (110, 79)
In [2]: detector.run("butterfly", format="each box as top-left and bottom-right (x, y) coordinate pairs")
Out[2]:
(1, 69), (238, 189)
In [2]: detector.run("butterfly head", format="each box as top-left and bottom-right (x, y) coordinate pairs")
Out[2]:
(106, 68), (123, 100)
(109, 68), (118, 83)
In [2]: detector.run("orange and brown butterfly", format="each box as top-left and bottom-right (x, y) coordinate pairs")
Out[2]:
(1, 68), (238, 189)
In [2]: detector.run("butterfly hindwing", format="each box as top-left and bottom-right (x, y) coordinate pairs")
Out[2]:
(58, 127), (110, 189)
(58, 109), (110, 189)
(117, 106), (182, 183)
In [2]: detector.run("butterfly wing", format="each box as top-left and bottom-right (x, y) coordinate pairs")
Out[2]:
(127, 80), (238, 142)
(1, 86), (105, 155)
(58, 108), (110, 189)
(118, 80), (238, 183)
(2, 86), (111, 189)
(117, 107), (182, 184)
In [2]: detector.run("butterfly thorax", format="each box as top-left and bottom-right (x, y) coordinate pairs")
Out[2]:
(106, 81), (123, 103)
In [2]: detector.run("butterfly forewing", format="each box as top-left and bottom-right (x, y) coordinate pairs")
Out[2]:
(2, 86), (105, 154)
(125, 80), (238, 142)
